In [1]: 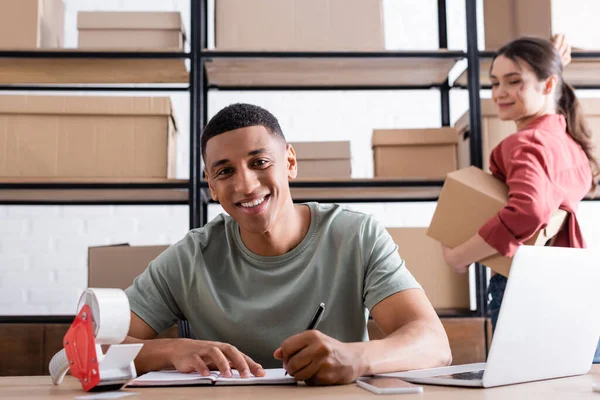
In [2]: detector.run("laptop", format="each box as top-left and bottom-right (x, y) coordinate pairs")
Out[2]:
(378, 245), (600, 388)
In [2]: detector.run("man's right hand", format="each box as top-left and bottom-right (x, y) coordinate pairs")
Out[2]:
(167, 338), (266, 378)
(127, 311), (265, 378)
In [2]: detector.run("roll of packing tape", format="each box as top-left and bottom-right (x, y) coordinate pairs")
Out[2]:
(77, 288), (131, 344)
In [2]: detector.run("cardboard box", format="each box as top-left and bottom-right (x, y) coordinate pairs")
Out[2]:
(290, 141), (351, 179)
(427, 166), (567, 277)
(483, 0), (552, 50)
(88, 244), (168, 290)
(580, 99), (600, 159)
(0, 95), (178, 179)
(455, 100), (515, 172)
(77, 11), (186, 50)
(372, 128), (457, 179)
(215, 0), (384, 51)
(0, 0), (64, 49)
(455, 99), (600, 172)
(387, 228), (470, 310)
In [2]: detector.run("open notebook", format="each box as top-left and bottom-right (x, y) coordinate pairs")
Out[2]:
(127, 368), (296, 387)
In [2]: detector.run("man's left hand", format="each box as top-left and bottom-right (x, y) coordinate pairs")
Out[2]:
(273, 330), (364, 385)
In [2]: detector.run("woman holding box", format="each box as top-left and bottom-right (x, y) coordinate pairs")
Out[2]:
(441, 35), (600, 362)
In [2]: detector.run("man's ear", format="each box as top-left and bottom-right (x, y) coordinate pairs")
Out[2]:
(204, 169), (218, 201)
(286, 143), (298, 180)
(544, 74), (559, 95)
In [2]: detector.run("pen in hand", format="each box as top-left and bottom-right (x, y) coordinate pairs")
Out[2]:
(284, 302), (326, 376)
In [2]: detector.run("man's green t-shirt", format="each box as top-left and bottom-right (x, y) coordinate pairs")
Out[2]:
(126, 202), (421, 367)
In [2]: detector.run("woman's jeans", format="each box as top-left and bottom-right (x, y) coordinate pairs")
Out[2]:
(487, 273), (600, 363)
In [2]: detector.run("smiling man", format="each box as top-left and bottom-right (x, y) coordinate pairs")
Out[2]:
(124, 103), (451, 385)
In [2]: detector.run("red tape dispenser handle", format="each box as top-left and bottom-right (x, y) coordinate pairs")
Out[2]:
(63, 304), (101, 392)
(49, 288), (143, 392)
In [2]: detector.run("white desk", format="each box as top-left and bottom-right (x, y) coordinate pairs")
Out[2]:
(2, 366), (600, 400)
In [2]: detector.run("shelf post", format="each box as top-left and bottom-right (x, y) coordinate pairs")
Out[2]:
(465, 2), (489, 339)
(190, 0), (208, 229)
(438, 0), (450, 126)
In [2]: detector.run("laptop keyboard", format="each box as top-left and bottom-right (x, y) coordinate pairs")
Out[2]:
(433, 370), (485, 380)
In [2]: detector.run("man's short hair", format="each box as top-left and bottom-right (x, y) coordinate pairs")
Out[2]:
(201, 103), (285, 161)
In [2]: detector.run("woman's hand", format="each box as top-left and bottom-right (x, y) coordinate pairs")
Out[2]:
(440, 234), (498, 275)
(441, 245), (470, 274)
(552, 33), (572, 67)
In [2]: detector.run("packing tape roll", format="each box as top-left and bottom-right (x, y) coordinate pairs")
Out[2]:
(77, 288), (131, 344)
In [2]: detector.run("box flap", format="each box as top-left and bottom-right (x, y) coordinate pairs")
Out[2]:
(77, 11), (184, 31)
(372, 128), (457, 147)
(0, 95), (173, 116)
(291, 141), (351, 160)
(447, 167), (508, 203)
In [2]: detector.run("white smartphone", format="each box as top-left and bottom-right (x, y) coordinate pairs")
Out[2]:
(357, 377), (423, 395)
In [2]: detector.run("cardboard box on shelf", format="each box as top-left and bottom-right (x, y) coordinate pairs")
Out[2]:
(215, 0), (384, 51)
(290, 141), (351, 179)
(0, 95), (178, 179)
(483, 0), (552, 50)
(88, 244), (169, 290)
(88, 243), (181, 339)
(455, 99), (600, 172)
(372, 128), (457, 179)
(0, 0), (64, 49)
(580, 99), (600, 158)
(387, 227), (470, 310)
(77, 11), (186, 50)
(427, 166), (567, 277)
(455, 100), (515, 172)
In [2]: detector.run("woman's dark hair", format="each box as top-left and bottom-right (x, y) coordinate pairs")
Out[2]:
(492, 37), (599, 189)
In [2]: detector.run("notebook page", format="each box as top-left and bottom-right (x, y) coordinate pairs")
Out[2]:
(213, 368), (296, 385)
(128, 370), (215, 386)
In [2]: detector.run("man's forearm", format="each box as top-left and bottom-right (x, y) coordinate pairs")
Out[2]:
(351, 319), (452, 376)
(123, 336), (177, 374)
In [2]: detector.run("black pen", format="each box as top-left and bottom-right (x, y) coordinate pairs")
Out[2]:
(305, 302), (326, 330)
(285, 302), (326, 376)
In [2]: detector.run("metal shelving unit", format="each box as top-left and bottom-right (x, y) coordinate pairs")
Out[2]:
(188, 0), (486, 320)
(0, 1), (504, 329)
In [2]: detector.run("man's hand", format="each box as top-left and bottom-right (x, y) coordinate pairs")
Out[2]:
(273, 330), (364, 385)
(168, 339), (266, 378)
(552, 33), (571, 67)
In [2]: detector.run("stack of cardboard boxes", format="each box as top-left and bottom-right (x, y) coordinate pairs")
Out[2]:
(290, 141), (352, 179)
(372, 128), (458, 179)
(0, 0), (64, 49)
(0, 95), (178, 180)
(483, 0), (553, 50)
(77, 11), (186, 51)
(0, 2), (186, 181)
(215, 0), (384, 51)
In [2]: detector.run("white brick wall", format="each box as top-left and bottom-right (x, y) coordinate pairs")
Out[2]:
(1, 0), (600, 315)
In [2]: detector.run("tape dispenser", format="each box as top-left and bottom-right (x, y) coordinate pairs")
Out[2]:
(49, 288), (143, 392)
